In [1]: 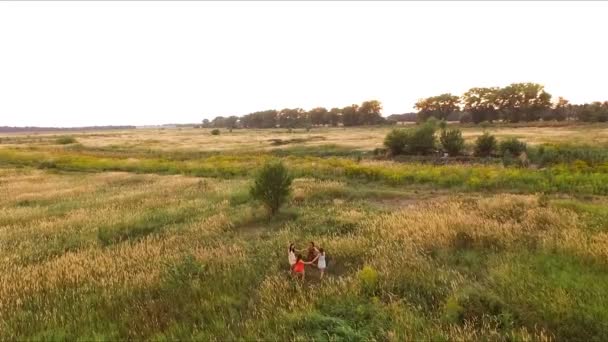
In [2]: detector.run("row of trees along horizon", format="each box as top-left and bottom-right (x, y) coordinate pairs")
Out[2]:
(202, 82), (608, 129)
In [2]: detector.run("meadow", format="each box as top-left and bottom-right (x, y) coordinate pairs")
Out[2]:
(1, 123), (608, 340)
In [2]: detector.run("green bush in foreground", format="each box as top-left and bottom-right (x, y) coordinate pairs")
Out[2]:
(474, 132), (497, 157)
(210, 129), (221, 135)
(499, 138), (527, 157)
(250, 160), (293, 216)
(384, 129), (410, 155)
(383, 122), (437, 156)
(439, 129), (465, 156)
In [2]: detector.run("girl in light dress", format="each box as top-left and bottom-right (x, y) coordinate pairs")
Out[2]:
(311, 248), (327, 279)
(288, 243), (298, 271)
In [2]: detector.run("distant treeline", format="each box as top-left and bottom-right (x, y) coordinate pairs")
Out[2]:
(415, 83), (608, 124)
(0, 126), (135, 133)
(203, 82), (608, 128)
(202, 100), (385, 129)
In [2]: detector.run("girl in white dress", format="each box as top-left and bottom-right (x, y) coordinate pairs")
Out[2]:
(315, 248), (327, 279)
(288, 243), (298, 271)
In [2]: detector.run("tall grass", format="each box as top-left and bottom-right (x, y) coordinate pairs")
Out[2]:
(2, 148), (608, 195)
(1, 169), (607, 340)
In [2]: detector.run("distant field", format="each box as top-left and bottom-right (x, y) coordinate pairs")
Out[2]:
(2, 122), (607, 152)
(1, 123), (608, 340)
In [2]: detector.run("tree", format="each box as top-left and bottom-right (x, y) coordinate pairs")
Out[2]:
(341, 104), (360, 127)
(577, 101), (608, 122)
(358, 100), (384, 125)
(462, 87), (499, 124)
(241, 110), (278, 128)
(415, 93), (460, 121)
(309, 107), (329, 126)
(495, 83), (552, 122)
(210, 115), (239, 128)
(327, 108), (342, 126)
(439, 129), (465, 156)
(474, 132), (497, 157)
(384, 129), (410, 155)
(459, 112), (472, 124)
(278, 108), (306, 128)
(250, 160), (293, 216)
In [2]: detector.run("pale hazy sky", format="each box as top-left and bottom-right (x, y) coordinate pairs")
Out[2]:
(1, 1), (607, 127)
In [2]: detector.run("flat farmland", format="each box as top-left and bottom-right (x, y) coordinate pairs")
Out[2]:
(1, 123), (607, 340)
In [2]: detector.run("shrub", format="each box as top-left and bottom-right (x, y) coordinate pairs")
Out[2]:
(383, 123), (437, 156)
(499, 138), (527, 157)
(440, 129), (465, 156)
(38, 160), (57, 169)
(474, 132), (497, 157)
(249, 160), (293, 216)
(210, 129), (221, 135)
(383, 129), (410, 155)
(408, 122), (437, 155)
(357, 266), (379, 295)
(56, 136), (77, 144)
(443, 288), (508, 325)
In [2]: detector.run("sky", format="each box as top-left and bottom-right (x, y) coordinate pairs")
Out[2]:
(1, 1), (607, 127)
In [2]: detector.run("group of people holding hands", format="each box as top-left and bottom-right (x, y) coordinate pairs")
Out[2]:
(288, 242), (326, 280)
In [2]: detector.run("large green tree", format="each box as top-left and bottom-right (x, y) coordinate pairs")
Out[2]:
(358, 100), (384, 125)
(341, 104), (360, 127)
(495, 83), (552, 122)
(308, 107), (329, 126)
(327, 108), (342, 126)
(462, 87), (499, 123)
(278, 108), (307, 128)
(415, 93), (460, 121)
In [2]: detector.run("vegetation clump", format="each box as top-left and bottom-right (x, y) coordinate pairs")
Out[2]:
(499, 138), (527, 157)
(249, 159), (293, 216)
(56, 136), (77, 144)
(474, 132), (497, 157)
(439, 128), (465, 156)
(383, 122), (437, 156)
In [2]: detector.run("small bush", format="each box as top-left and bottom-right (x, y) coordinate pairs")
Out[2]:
(357, 266), (379, 295)
(440, 129), (465, 156)
(250, 160), (293, 216)
(383, 129), (410, 155)
(443, 288), (508, 325)
(210, 129), (221, 135)
(474, 132), (497, 157)
(38, 160), (57, 169)
(499, 138), (527, 157)
(383, 123), (436, 156)
(408, 122), (437, 155)
(56, 136), (77, 144)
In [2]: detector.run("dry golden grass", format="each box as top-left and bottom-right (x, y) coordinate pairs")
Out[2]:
(2, 123), (606, 154)
(1, 120), (607, 340)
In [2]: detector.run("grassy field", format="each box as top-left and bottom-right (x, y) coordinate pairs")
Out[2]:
(1, 124), (608, 340)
